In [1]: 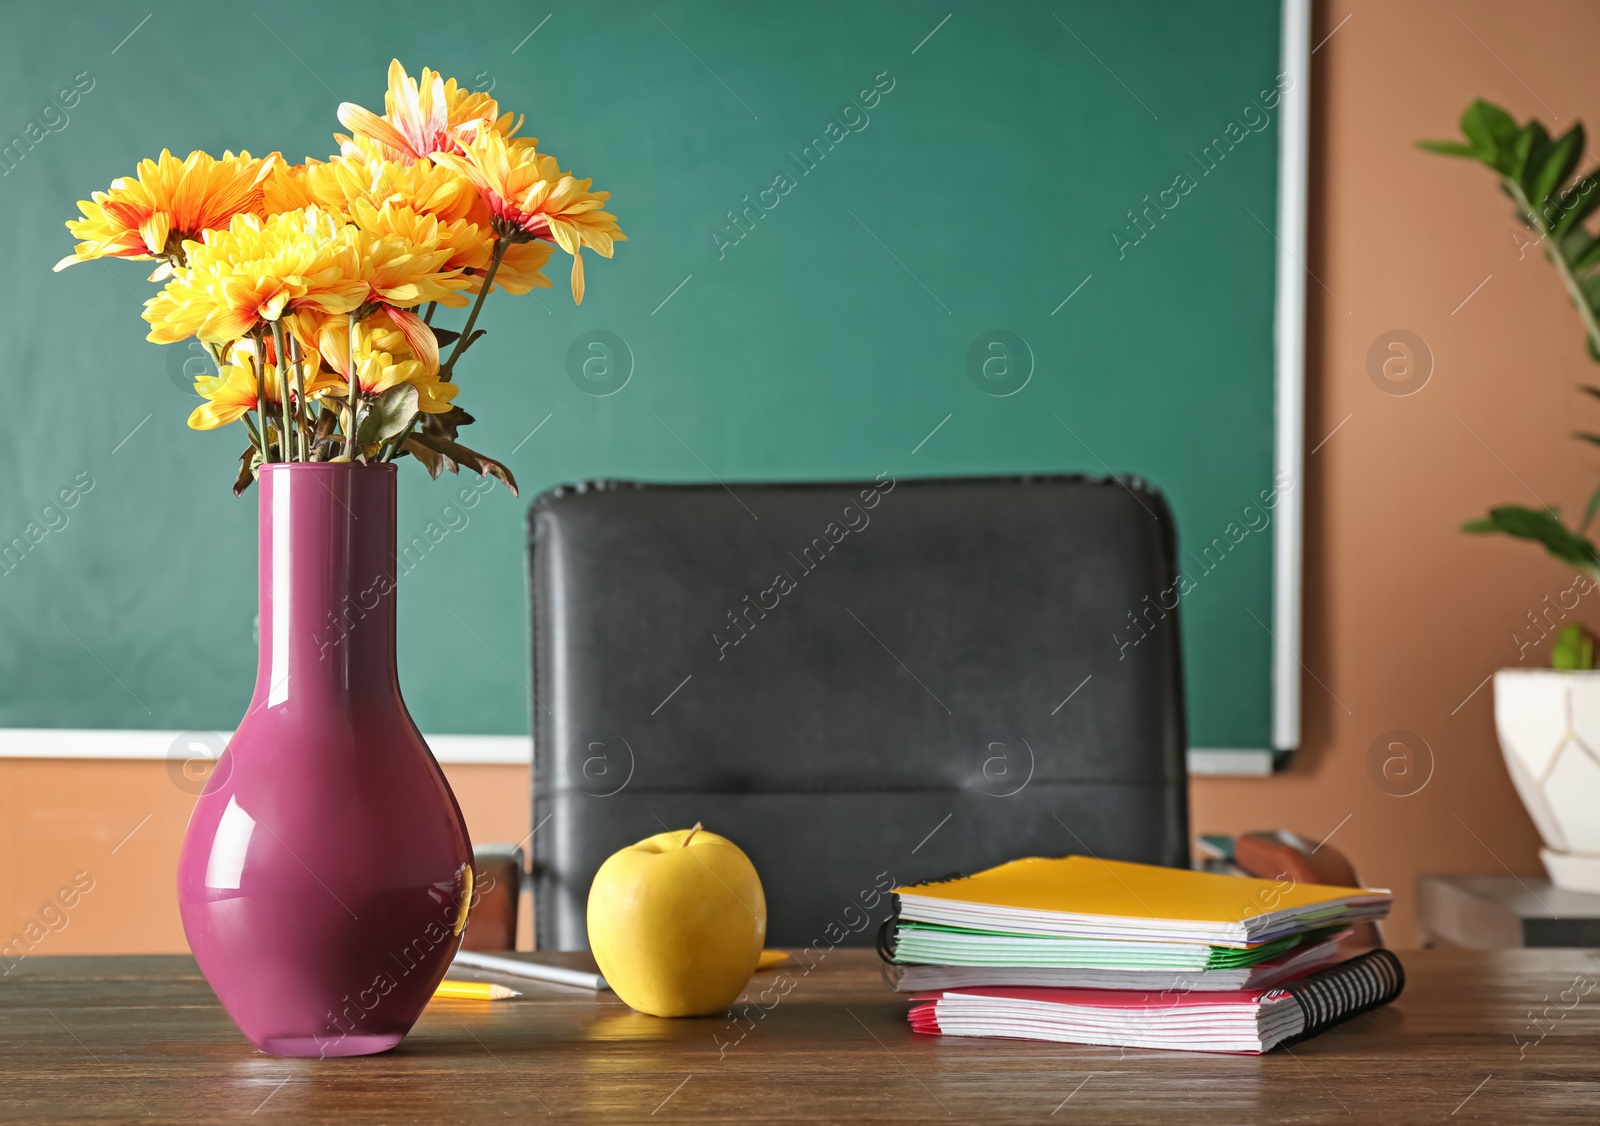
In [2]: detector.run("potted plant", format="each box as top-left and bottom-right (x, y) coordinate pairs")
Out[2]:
(54, 60), (623, 1055)
(1424, 99), (1600, 892)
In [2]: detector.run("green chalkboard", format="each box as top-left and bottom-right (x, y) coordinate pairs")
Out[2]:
(0, 0), (1287, 750)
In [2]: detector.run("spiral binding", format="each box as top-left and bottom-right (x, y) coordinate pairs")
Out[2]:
(1279, 949), (1405, 1047)
(875, 916), (899, 963)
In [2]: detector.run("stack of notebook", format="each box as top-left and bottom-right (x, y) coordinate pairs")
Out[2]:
(884, 856), (1401, 1054)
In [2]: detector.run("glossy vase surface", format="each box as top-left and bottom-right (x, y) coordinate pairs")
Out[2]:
(176, 462), (473, 1057)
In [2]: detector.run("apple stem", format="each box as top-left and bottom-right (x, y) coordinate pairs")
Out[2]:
(682, 822), (702, 847)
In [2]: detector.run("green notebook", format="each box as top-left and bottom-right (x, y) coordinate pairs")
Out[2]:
(892, 922), (1315, 971)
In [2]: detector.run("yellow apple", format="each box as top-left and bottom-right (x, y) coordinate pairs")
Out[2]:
(587, 823), (767, 1017)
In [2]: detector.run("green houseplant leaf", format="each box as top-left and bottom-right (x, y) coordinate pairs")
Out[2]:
(1531, 124), (1585, 216)
(1462, 505), (1600, 570)
(1582, 483), (1600, 533)
(1432, 99), (1600, 665)
(1551, 623), (1597, 670)
(1553, 173), (1600, 238)
(1510, 121), (1552, 189)
(1458, 98), (1519, 171)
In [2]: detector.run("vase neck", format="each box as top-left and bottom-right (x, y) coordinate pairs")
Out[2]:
(253, 463), (401, 713)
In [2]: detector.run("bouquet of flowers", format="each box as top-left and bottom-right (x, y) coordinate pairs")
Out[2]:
(55, 60), (623, 496)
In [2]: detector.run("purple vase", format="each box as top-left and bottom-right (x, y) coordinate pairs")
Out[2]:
(177, 462), (473, 1057)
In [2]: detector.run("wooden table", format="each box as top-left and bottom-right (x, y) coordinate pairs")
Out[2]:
(3, 949), (1599, 1123)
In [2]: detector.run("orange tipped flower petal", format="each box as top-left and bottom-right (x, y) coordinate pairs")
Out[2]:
(336, 102), (416, 162)
(316, 310), (456, 412)
(187, 358), (343, 430)
(260, 158), (324, 217)
(386, 306), (439, 372)
(57, 149), (271, 271)
(492, 240), (553, 295)
(431, 131), (623, 305)
(336, 59), (520, 164)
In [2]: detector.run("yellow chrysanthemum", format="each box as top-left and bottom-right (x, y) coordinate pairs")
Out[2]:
(143, 207), (367, 345)
(354, 219), (469, 308)
(187, 359), (343, 430)
(350, 198), (546, 297)
(432, 131), (623, 302)
(259, 158), (324, 217)
(336, 59), (520, 164)
(308, 154), (479, 224)
(314, 312), (459, 415)
(55, 149), (272, 273)
(348, 215), (473, 368)
(353, 199), (486, 281)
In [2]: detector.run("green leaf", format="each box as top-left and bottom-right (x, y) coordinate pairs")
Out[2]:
(1531, 124), (1585, 212)
(233, 445), (262, 498)
(1460, 98), (1520, 170)
(1417, 139), (1477, 158)
(407, 431), (519, 495)
(1511, 121), (1552, 189)
(400, 435), (446, 477)
(432, 327), (486, 354)
(1573, 236), (1600, 272)
(1561, 226), (1594, 260)
(420, 404), (477, 445)
(1582, 484), (1600, 533)
(306, 403), (340, 461)
(1552, 171), (1600, 237)
(1574, 431), (1600, 449)
(1463, 504), (1600, 569)
(355, 384), (419, 448)
(1552, 623), (1596, 670)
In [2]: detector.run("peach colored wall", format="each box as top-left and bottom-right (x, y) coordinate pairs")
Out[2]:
(1191, 0), (1600, 947)
(7, 1), (1598, 957)
(0, 760), (531, 957)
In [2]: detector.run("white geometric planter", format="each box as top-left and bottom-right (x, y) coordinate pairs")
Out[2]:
(1493, 668), (1600, 893)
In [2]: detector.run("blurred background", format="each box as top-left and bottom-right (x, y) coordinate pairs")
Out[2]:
(1, 0), (1593, 953)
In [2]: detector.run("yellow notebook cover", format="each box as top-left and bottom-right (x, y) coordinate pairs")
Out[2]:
(895, 856), (1386, 924)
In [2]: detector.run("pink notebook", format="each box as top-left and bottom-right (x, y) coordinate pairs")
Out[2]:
(908, 950), (1403, 1055)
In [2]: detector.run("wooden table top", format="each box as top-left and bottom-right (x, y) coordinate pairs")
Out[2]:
(3, 948), (1598, 1123)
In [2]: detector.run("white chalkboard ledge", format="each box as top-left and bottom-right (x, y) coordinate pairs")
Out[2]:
(1186, 748), (1278, 777)
(0, 729), (1279, 776)
(0, 729), (529, 765)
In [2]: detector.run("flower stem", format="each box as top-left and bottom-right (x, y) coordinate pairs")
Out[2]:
(271, 320), (294, 462)
(249, 341), (270, 463)
(438, 238), (507, 383)
(288, 335), (310, 461)
(346, 312), (360, 461)
(380, 243), (509, 466)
